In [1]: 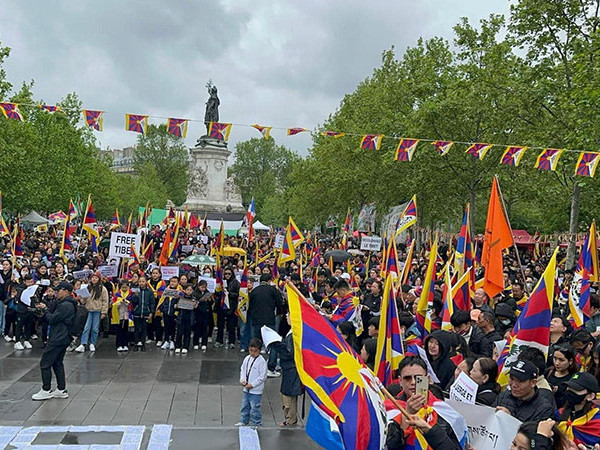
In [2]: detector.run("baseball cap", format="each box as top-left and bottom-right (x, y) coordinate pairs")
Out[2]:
(509, 360), (538, 381)
(57, 281), (74, 292)
(340, 273), (351, 280)
(565, 372), (599, 393)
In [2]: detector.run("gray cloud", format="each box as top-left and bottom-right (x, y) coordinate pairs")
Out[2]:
(0, 0), (508, 157)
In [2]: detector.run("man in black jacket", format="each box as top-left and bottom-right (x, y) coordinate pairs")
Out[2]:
(217, 266), (240, 349)
(450, 309), (493, 357)
(32, 281), (76, 401)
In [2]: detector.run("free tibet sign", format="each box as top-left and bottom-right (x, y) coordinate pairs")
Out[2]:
(109, 232), (141, 259)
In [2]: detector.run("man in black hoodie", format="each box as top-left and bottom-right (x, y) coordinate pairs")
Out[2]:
(31, 281), (76, 401)
(217, 266), (240, 349)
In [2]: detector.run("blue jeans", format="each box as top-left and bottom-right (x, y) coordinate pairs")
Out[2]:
(239, 317), (252, 350)
(0, 301), (5, 336)
(240, 391), (262, 426)
(81, 311), (101, 345)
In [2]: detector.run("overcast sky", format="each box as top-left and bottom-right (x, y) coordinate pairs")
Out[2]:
(0, 1), (509, 157)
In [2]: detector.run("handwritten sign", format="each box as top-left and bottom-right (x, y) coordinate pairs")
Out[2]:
(449, 371), (478, 404)
(198, 276), (217, 293)
(360, 236), (382, 251)
(98, 265), (119, 278)
(162, 288), (181, 298)
(109, 232), (141, 259)
(274, 234), (284, 249)
(73, 269), (93, 280)
(160, 266), (179, 280)
(177, 298), (197, 310)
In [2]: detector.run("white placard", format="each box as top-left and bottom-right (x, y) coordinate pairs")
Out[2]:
(274, 234), (285, 249)
(360, 236), (382, 251)
(73, 269), (92, 280)
(181, 245), (194, 254)
(160, 266), (179, 280)
(199, 235), (208, 244)
(198, 276), (217, 293)
(75, 284), (91, 299)
(21, 285), (39, 306)
(109, 232), (141, 259)
(447, 399), (521, 450)
(416, 346), (441, 383)
(98, 265), (119, 278)
(449, 371), (478, 404)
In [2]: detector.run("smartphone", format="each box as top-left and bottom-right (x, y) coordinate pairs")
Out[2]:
(415, 375), (429, 398)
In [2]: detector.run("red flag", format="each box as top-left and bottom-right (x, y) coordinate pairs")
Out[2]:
(481, 177), (514, 298)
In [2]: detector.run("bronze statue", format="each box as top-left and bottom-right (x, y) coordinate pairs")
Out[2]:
(204, 80), (219, 134)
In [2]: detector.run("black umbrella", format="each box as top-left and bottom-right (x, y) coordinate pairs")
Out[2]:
(324, 249), (352, 263)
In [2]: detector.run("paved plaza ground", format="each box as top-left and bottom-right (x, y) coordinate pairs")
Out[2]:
(0, 336), (318, 449)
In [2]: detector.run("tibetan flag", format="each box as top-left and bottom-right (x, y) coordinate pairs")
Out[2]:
(129, 240), (141, 266)
(167, 118), (188, 138)
(441, 265), (455, 331)
(481, 177), (513, 298)
(251, 123), (272, 139)
(83, 110), (104, 131)
(287, 127), (308, 136)
(213, 220), (225, 255)
(432, 140), (453, 156)
(535, 148), (563, 171)
(374, 276), (404, 385)
(158, 225), (173, 266)
(278, 224), (296, 265)
(465, 143), (492, 160)
(0, 214), (8, 237)
(321, 131), (345, 138)
(208, 122), (232, 141)
(399, 240), (415, 287)
(59, 216), (73, 262)
(40, 104), (61, 112)
(68, 199), (78, 220)
(501, 146), (527, 166)
(143, 239), (154, 260)
(125, 114), (148, 134)
(569, 221), (599, 327)
(394, 138), (419, 162)
(416, 237), (438, 338)
(575, 152), (600, 177)
(385, 238), (399, 279)
(168, 222), (180, 259)
(498, 247), (558, 386)
(236, 261), (249, 323)
(0, 102), (24, 121)
(288, 216), (305, 247)
(454, 203), (475, 300)
(394, 195), (417, 236)
(451, 268), (472, 313)
(286, 282), (387, 450)
(246, 197), (256, 242)
(124, 212), (133, 234)
(82, 195), (100, 239)
(557, 403), (600, 447)
(360, 134), (383, 151)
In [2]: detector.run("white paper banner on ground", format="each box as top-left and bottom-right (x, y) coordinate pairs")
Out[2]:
(449, 371), (478, 404)
(160, 266), (179, 280)
(109, 232), (141, 259)
(199, 276), (217, 293)
(360, 236), (382, 251)
(447, 399), (521, 450)
(98, 265), (119, 278)
(274, 234), (284, 249)
(416, 346), (440, 383)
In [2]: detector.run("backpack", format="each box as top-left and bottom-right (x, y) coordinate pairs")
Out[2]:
(68, 302), (88, 338)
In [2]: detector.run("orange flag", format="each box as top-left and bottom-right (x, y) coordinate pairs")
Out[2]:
(159, 225), (173, 266)
(481, 176), (514, 298)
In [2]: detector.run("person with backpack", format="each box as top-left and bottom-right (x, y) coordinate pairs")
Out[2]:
(31, 281), (76, 401)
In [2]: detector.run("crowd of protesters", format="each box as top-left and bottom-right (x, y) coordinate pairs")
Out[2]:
(1, 221), (600, 448)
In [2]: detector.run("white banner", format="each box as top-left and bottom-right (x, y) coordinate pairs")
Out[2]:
(274, 234), (285, 249)
(447, 399), (521, 450)
(449, 371), (478, 404)
(360, 236), (382, 251)
(109, 232), (141, 259)
(160, 266), (179, 280)
(98, 265), (119, 278)
(198, 276), (217, 293)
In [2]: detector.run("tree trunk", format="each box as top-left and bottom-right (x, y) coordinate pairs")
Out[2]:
(566, 182), (580, 268)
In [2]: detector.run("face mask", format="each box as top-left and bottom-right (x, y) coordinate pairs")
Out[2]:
(459, 327), (470, 336)
(500, 319), (511, 326)
(564, 390), (587, 406)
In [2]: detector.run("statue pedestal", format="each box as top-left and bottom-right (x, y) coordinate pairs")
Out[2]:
(183, 137), (245, 214)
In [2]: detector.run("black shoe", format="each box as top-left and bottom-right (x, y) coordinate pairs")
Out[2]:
(132, 346), (139, 352)
(141, 346), (146, 352)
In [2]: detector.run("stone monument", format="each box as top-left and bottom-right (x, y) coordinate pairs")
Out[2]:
(183, 82), (244, 214)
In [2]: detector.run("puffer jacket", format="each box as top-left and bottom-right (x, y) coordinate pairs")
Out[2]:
(82, 283), (109, 314)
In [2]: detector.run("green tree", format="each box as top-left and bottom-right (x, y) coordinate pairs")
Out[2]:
(133, 124), (189, 205)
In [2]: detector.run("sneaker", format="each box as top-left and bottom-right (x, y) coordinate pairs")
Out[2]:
(182, 349), (188, 354)
(74, 344), (85, 353)
(201, 345), (207, 351)
(4, 335), (12, 342)
(161, 341), (169, 350)
(137, 342), (142, 347)
(23, 341), (33, 349)
(146, 339), (153, 344)
(52, 389), (68, 399)
(117, 347), (124, 352)
(207, 337), (212, 343)
(156, 341), (163, 347)
(193, 345), (199, 350)
(32, 389), (54, 401)
(214, 342), (222, 348)
(14, 342), (24, 351)
(240, 348), (246, 353)
(175, 348), (181, 354)
(235, 422), (248, 426)
(89, 344), (95, 352)
(123, 346), (129, 351)
(31, 334), (38, 341)
(169, 341), (175, 350)
(267, 370), (281, 378)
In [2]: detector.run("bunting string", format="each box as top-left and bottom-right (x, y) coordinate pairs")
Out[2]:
(1, 100), (600, 177)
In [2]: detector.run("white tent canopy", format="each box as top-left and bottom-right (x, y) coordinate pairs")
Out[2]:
(253, 220), (270, 231)
(21, 210), (49, 225)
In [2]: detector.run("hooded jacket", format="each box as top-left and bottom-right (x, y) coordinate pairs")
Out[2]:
(424, 330), (456, 391)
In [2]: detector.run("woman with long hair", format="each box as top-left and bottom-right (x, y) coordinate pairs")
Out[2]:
(511, 419), (571, 450)
(469, 357), (500, 406)
(546, 345), (578, 408)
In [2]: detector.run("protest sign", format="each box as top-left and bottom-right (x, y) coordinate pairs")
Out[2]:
(274, 234), (284, 249)
(177, 298), (197, 310)
(160, 266), (179, 280)
(98, 265), (119, 278)
(181, 245), (194, 254)
(75, 284), (91, 299)
(447, 399), (521, 450)
(73, 269), (92, 280)
(198, 276), (217, 293)
(109, 232), (141, 259)
(162, 288), (181, 298)
(199, 235), (208, 244)
(21, 285), (39, 307)
(449, 371), (478, 404)
(360, 236), (382, 251)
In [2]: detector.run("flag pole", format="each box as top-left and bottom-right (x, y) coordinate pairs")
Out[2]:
(494, 175), (530, 295)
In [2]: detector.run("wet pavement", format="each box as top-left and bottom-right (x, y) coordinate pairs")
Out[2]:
(0, 336), (318, 449)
